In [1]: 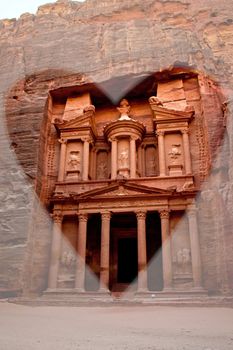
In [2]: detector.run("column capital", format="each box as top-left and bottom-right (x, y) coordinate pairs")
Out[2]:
(78, 213), (88, 222)
(81, 136), (91, 143)
(101, 211), (112, 221)
(187, 205), (198, 217)
(136, 210), (147, 220)
(159, 209), (170, 219)
(181, 128), (189, 135)
(51, 210), (63, 223)
(58, 138), (67, 144)
(109, 136), (117, 142)
(157, 130), (165, 136)
(130, 135), (138, 141)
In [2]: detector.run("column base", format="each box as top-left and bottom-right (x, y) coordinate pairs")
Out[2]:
(192, 286), (206, 292)
(135, 289), (150, 296)
(98, 288), (111, 295)
(162, 287), (174, 293)
(45, 288), (58, 293)
(74, 288), (85, 293)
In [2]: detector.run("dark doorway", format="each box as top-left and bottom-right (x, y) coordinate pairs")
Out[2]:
(117, 237), (138, 283)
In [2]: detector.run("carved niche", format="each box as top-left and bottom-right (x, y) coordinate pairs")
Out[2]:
(96, 150), (109, 180)
(165, 133), (184, 176)
(145, 145), (158, 177)
(65, 141), (83, 180)
(117, 139), (130, 178)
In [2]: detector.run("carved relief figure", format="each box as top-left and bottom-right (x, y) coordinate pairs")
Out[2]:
(61, 251), (76, 268)
(148, 160), (156, 175)
(118, 148), (129, 168)
(97, 162), (108, 179)
(96, 151), (108, 179)
(176, 248), (191, 274)
(68, 151), (81, 171)
(145, 146), (157, 176)
(168, 144), (181, 162)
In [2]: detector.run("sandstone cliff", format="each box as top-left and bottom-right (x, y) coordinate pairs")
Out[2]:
(0, 0), (233, 296)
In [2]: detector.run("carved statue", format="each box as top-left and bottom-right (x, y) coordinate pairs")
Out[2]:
(61, 251), (76, 268)
(118, 148), (129, 168)
(68, 151), (81, 171)
(168, 144), (181, 160)
(148, 159), (156, 174)
(117, 99), (132, 120)
(83, 104), (95, 113)
(176, 248), (191, 274)
(149, 96), (163, 106)
(97, 162), (108, 179)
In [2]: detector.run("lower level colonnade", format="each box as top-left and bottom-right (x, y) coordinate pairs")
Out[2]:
(47, 207), (203, 294)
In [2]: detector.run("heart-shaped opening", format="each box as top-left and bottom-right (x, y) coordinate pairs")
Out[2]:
(4, 67), (228, 301)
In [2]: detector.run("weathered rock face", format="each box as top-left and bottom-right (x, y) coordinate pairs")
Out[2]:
(0, 0), (233, 297)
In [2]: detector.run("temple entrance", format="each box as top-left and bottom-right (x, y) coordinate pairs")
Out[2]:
(117, 237), (138, 283)
(110, 213), (137, 292)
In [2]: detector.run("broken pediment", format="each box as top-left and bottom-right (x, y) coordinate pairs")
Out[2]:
(54, 105), (97, 136)
(149, 97), (194, 125)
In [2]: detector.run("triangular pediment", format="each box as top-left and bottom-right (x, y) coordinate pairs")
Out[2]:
(78, 181), (173, 200)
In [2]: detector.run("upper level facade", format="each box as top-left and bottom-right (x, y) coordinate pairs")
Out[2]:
(48, 72), (206, 206)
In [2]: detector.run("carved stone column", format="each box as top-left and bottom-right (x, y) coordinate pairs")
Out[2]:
(182, 129), (192, 175)
(137, 145), (142, 177)
(157, 131), (166, 176)
(58, 139), (67, 182)
(75, 213), (88, 292)
(82, 138), (90, 181)
(159, 210), (173, 290)
(48, 210), (63, 289)
(110, 138), (118, 179)
(187, 205), (203, 289)
(136, 211), (148, 292)
(90, 147), (97, 180)
(141, 144), (146, 177)
(99, 211), (111, 292)
(130, 136), (137, 178)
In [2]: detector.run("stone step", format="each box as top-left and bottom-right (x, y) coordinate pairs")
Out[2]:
(7, 296), (233, 308)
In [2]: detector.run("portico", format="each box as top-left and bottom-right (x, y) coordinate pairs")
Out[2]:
(47, 180), (203, 297)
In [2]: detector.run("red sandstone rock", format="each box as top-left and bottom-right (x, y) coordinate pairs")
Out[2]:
(0, 0), (232, 300)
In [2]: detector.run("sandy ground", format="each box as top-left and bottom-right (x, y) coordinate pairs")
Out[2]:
(0, 302), (233, 350)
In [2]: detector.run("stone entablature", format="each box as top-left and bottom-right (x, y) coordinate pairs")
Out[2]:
(53, 176), (195, 200)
